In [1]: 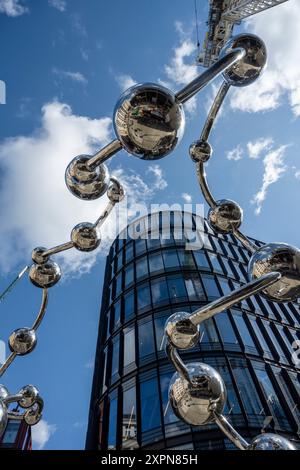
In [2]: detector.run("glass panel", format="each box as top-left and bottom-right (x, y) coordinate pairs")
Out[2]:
(218, 277), (231, 296)
(124, 291), (135, 321)
(215, 312), (238, 345)
(135, 238), (146, 256)
(125, 243), (134, 264)
(1, 421), (20, 444)
(230, 359), (263, 415)
(200, 318), (219, 345)
(160, 373), (178, 424)
(111, 336), (120, 377)
(114, 300), (121, 330)
(178, 249), (195, 269)
(138, 320), (155, 358)
(116, 251), (123, 272)
(155, 314), (169, 351)
(124, 263), (134, 288)
(167, 275), (187, 302)
(202, 274), (220, 299)
(146, 233), (160, 250)
(184, 273), (205, 301)
(108, 396), (118, 449)
(151, 277), (169, 305)
(123, 327), (135, 367)
(137, 282), (151, 311)
(149, 251), (164, 273)
(262, 320), (288, 363)
(140, 378), (162, 432)
(136, 256), (148, 280)
(115, 272), (122, 298)
(248, 317), (272, 356)
(222, 258), (235, 278)
(231, 311), (256, 350)
(163, 249), (180, 269)
(194, 250), (210, 270)
(102, 347), (107, 393)
(122, 386), (138, 449)
(208, 254), (223, 273)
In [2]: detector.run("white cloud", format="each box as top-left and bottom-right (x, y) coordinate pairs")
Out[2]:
(230, 0), (300, 116)
(48, 0), (66, 12)
(31, 420), (57, 450)
(182, 192), (192, 203)
(52, 68), (87, 84)
(115, 74), (137, 92)
(295, 170), (300, 180)
(252, 145), (288, 215)
(0, 101), (168, 276)
(0, 0), (28, 16)
(226, 145), (243, 161)
(146, 165), (168, 190)
(247, 137), (274, 159)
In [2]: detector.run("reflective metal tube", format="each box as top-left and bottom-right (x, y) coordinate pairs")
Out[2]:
(201, 81), (230, 142)
(165, 342), (191, 384)
(86, 139), (122, 169)
(31, 289), (49, 331)
(213, 411), (249, 450)
(232, 228), (257, 254)
(175, 48), (245, 104)
(196, 162), (217, 208)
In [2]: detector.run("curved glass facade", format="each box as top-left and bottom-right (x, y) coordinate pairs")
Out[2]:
(86, 212), (300, 450)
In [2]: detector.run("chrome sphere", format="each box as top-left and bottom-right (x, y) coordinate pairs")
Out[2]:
(32, 246), (48, 264)
(29, 260), (61, 288)
(113, 83), (185, 160)
(0, 385), (10, 401)
(9, 328), (37, 355)
(65, 155), (110, 200)
(169, 362), (226, 426)
(208, 199), (243, 234)
(220, 34), (267, 87)
(0, 401), (8, 439)
(18, 385), (39, 408)
(249, 433), (296, 450)
(71, 222), (101, 252)
(165, 312), (200, 349)
(189, 140), (212, 163)
(24, 407), (42, 426)
(107, 179), (125, 203)
(248, 243), (300, 302)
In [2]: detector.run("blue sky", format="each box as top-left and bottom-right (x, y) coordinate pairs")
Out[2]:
(0, 0), (299, 450)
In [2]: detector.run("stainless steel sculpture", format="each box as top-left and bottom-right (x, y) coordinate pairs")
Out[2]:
(1, 29), (298, 449)
(164, 33), (298, 450)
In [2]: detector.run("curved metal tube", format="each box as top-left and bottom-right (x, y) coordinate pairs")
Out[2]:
(196, 162), (217, 209)
(31, 288), (49, 331)
(2, 393), (23, 405)
(189, 271), (281, 326)
(232, 228), (257, 254)
(165, 343), (191, 384)
(201, 81), (230, 142)
(86, 139), (122, 169)
(0, 352), (16, 377)
(175, 48), (245, 104)
(213, 411), (249, 450)
(94, 201), (116, 228)
(42, 241), (74, 259)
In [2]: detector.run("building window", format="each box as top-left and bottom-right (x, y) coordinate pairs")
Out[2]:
(261, 320), (288, 364)
(214, 312), (239, 346)
(167, 275), (187, 303)
(122, 385), (138, 449)
(125, 243), (134, 264)
(148, 251), (164, 273)
(218, 277), (231, 296)
(194, 250), (210, 270)
(160, 373), (178, 425)
(140, 378), (162, 432)
(162, 249), (180, 269)
(231, 311), (257, 351)
(135, 238), (147, 256)
(154, 313), (170, 351)
(124, 263), (134, 289)
(248, 317), (272, 358)
(178, 249), (195, 269)
(184, 273), (205, 301)
(115, 272), (123, 298)
(229, 358), (263, 416)
(199, 318), (220, 348)
(124, 291), (135, 321)
(202, 274), (220, 299)
(138, 320), (155, 359)
(208, 254), (223, 274)
(137, 282), (151, 312)
(123, 327), (136, 368)
(111, 336), (120, 378)
(102, 347), (107, 393)
(1, 421), (20, 444)
(151, 277), (169, 305)
(107, 396), (118, 449)
(146, 234), (160, 251)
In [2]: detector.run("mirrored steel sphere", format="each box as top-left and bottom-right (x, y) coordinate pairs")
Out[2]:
(208, 199), (243, 234)
(169, 362), (226, 426)
(249, 433), (296, 450)
(107, 179), (125, 203)
(24, 406), (42, 426)
(18, 385), (39, 408)
(71, 222), (101, 252)
(29, 260), (61, 288)
(32, 246), (48, 264)
(189, 140), (212, 163)
(0, 385), (10, 401)
(220, 34), (267, 87)
(65, 155), (110, 200)
(248, 243), (300, 302)
(0, 401), (8, 439)
(165, 312), (200, 350)
(113, 83), (185, 160)
(9, 328), (37, 355)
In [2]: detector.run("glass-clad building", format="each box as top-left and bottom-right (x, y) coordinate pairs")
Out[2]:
(86, 211), (300, 450)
